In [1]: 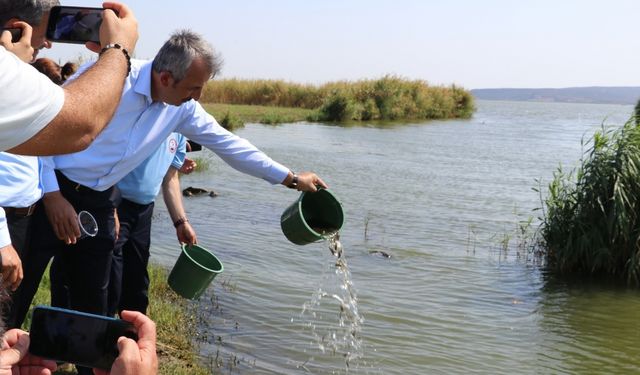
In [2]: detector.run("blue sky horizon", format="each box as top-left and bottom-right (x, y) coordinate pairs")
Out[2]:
(41, 1), (640, 90)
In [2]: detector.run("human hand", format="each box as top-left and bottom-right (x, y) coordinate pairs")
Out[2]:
(0, 22), (34, 62)
(43, 191), (81, 244)
(114, 208), (120, 242)
(94, 311), (157, 375)
(0, 244), (23, 291)
(294, 171), (329, 192)
(176, 221), (197, 245)
(0, 329), (57, 375)
(87, 2), (138, 53)
(179, 158), (197, 174)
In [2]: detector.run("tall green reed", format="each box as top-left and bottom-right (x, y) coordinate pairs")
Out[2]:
(540, 119), (640, 285)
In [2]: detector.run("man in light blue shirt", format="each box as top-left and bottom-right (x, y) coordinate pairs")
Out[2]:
(12, 29), (328, 328)
(112, 133), (197, 315)
(50, 133), (197, 316)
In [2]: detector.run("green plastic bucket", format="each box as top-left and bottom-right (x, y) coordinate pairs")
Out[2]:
(168, 244), (224, 299)
(280, 188), (344, 245)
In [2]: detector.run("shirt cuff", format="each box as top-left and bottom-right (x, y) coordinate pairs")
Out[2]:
(40, 157), (60, 193)
(268, 161), (290, 185)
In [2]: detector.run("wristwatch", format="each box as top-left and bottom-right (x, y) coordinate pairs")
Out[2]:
(288, 173), (299, 189)
(173, 217), (189, 228)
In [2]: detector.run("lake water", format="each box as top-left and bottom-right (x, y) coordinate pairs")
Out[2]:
(150, 100), (640, 374)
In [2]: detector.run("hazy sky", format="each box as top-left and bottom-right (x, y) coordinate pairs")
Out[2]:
(42, 0), (640, 89)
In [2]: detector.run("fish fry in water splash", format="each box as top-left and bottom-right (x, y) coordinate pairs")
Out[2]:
(329, 233), (343, 258)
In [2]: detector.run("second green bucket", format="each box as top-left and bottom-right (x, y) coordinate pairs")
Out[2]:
(281, 188), (344, 245)
(168, 244), (224, 299)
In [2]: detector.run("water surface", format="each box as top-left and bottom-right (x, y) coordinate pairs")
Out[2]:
(150, 100), (640, 374)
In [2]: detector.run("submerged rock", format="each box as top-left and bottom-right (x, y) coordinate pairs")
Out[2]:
(182, 186), (218, 197)
(368, 250), (391, 258)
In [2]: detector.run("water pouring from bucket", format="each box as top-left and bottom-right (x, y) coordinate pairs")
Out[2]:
(280, 188), (344, 246)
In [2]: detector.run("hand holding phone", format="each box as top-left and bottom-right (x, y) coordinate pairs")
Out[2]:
(1, 28), (22, 43)
(0, 22), (34, 62)
(28, 306), (138, 370)
(96, 2), (139, 53)
(46, 4), (139, 53)
(0, 329), (57, 373)
(96, 310), (158, 375)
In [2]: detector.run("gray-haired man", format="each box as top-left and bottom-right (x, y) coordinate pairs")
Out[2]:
(11, 30), (328, 332)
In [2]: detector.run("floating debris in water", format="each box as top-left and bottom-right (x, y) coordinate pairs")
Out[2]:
(182, 186), (218, 197)
(368, 250), (391, 259)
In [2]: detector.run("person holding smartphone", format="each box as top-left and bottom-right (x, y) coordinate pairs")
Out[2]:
(0, 310), (157, 375)
(0, 1), (139, 155)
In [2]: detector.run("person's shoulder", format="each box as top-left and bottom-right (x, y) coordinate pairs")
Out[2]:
(125, 58), (152, 83)
(0, 46), (20, 69)
(130, 58), (150, 69)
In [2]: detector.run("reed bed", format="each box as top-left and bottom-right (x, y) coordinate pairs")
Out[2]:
(201, 75), (474, 122)
(539, 119), (640, 285)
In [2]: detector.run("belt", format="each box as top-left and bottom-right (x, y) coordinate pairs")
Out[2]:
(73, 182), (92, 192)
(3, 203), (37, 217)
(54, 170), (93, 193)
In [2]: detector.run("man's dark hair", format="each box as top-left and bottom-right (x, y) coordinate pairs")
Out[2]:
(0, 0), (59, 27)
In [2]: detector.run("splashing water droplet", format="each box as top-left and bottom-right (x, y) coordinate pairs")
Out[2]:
(295, 232), (365, 372)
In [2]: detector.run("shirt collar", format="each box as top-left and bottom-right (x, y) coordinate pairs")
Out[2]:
(133, 60), (154, 103)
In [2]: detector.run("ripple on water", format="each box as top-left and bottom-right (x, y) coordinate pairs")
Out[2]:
(151, 101), (640, 374)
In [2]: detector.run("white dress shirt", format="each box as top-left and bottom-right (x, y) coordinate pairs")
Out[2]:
(0, 154), (53, 247)
(45, 59), (289, 192)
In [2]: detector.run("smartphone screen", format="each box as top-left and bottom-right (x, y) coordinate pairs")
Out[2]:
(28, 306), (137, 370)
(46, 6), (104, 44)
(2, 28), (22, 43)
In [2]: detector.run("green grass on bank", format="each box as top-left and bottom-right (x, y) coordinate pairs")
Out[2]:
(24, 264), (210, 375)
(201, 75), (475, 124)
(204, 102), (316, 129)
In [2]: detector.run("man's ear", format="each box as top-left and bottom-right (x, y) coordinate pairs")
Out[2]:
(159, 71), (173, 87)
(3, 18), (21, 28)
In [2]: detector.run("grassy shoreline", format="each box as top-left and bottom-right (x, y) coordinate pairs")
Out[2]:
(202, 76), (475, 127)
(25, 263), (210, 375)
(204, 102), (315, 129)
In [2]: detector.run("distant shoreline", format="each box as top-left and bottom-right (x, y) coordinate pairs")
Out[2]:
(471, 87), (640, 105)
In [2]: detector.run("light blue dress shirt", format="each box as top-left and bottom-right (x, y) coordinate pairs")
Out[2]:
(0, 154), (54, 247)
(117, 133), (186, 205)
(44, 59), (289, 193)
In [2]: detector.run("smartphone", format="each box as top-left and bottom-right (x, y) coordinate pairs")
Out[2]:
(28, 305), (138, 370)
(1, 27), (22, 43)
(46, 6), (105, 44)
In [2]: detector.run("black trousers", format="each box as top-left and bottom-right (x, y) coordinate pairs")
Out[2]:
(3, 208), (35, 325)
(5, 208), (35, 259)
(107, 199), (154, 315)
(7, 171), (120, 329)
